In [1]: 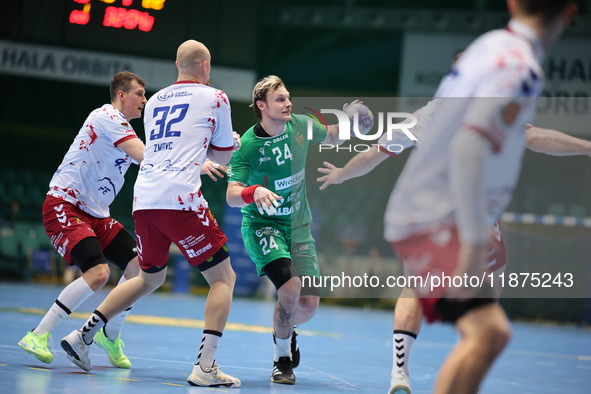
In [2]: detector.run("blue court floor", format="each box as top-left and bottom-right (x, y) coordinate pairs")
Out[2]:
(1, 282), (590, 393)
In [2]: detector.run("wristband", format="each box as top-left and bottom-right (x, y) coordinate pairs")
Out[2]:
(241, 185), (261, 204)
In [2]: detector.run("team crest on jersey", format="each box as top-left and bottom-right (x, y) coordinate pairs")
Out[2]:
(296, 132), (305, 147)
(157, 91), (174, 101)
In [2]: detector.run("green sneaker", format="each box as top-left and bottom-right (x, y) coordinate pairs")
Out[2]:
(18, 331), (54, 363)
(94, 328), (132, 369)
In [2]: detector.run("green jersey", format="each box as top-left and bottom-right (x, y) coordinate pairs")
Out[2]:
(228, 114), (327, 227)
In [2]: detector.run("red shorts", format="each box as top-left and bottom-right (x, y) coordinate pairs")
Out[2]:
(393, 223), (506, 323)
(42, 195), (123, 265)
(132, 208), (228, 271)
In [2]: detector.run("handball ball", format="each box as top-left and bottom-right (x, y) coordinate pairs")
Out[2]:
(344, 103), (374, 134)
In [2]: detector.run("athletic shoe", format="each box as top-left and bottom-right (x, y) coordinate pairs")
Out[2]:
(271, 356), (295, 385)
(187, 362), (241, 387)
(18, 331), (54, 363)
(61, 330), (92, 371)
(94, 327), (131, 369)
(389, 370), (411, 394)
(291, 331), (300, 368)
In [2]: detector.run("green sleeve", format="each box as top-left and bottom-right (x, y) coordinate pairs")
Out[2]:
(293, 114), (327, 144)
(227, 151), (251, 185)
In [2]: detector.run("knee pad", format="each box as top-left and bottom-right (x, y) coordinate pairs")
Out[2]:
(262, 258), (299, 290)
(71, 237), (108, 273)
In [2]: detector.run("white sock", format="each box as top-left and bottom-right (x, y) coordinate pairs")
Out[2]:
(104, 275), (133, 339)
(196, 330), (222, 371)
(392, 330), (417, 377)
(273, 334), (292, 362)
(35, 277), (94, 335)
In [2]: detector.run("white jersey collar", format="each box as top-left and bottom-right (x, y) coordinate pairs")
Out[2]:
(507, 19), (545, 62)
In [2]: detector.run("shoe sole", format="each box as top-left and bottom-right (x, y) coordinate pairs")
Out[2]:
(17, 342), (53, 364)
(187, 379), (238, 388)
(60, 339), (91, 372)
(271, 377), (296, 385)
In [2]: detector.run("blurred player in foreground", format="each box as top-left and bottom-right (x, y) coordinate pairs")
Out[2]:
(61, 40), (242, 388)
(319, 107), (590, 394)
(321, 0), (578, 392)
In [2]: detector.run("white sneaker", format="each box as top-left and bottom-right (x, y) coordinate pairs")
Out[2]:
(187, 362), (241, 388)
(61, 330), (92, 372)
(389, 370), (411, 394)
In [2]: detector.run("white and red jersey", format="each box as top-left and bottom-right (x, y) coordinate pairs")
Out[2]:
(385, 19), (545, 243)
(376, 99), (440, 156)
(48, 104), (139, 218)
(133, 81), (233, 212)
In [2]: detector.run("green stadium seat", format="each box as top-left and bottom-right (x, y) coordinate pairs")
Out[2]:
(547, 203), (565, 216)
(0, 168), (17, 185)
(0, 226), (21, 259)
(18, 170), (36, 187)
(568, 205), (587, 218)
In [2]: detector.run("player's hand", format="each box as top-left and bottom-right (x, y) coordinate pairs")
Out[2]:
(232, 131), (242, 152)
(342, 99), (363, 112)
(201, 159), (227, 181)
(317, 161), (343, 190)
(446, 243), (487, 300)
(253, 187), (282, 216)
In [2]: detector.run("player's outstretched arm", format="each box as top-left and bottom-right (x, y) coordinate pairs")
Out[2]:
(227, 181), (282, 215)
(118, 138), (146, 165)
(526, 126), (591, 157)
(321, 100), (366, 147)
(317, 145), (389, 190)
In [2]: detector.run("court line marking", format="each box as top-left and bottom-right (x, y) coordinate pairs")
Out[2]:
(303, 365), (355, 387)
(0, 307), (339, 338)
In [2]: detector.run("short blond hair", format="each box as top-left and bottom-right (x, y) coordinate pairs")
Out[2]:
(251, 75), (285, 120)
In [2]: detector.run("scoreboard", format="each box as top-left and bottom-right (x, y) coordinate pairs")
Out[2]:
(69, 0), (166, 32)
(0, 0), (222, 60)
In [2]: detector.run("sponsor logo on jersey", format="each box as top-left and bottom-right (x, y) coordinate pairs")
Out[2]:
(186, 243), (212, 258)
(157, 91), (174, 101)
(274, 207), (293, 216)
(274, 168), (305, 190)
(159, 159), (188, 172)
(258, 147), (265, 155)
(259, 156), (271, 166)
(272, 134), (288, 143)
(140, 163), (154, 173)
(175, 91), (193, 98)
(255, 227), (280, 237)
(114, 158), (127, 174)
